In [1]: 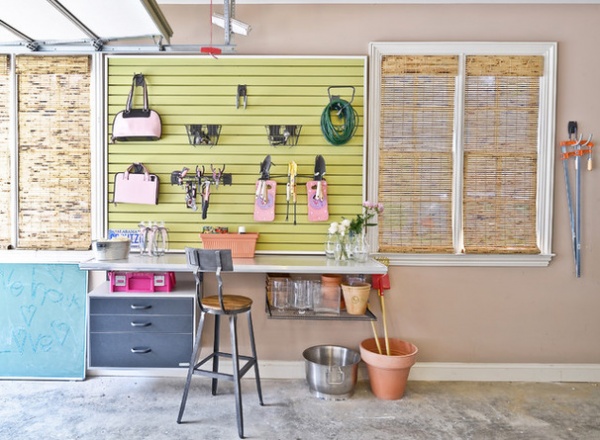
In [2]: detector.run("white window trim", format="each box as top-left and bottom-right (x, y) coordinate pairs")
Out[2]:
(367, 42), (557, 267)
(0, 53), (100, 263)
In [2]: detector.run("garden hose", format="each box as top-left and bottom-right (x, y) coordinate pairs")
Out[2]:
(320, 98), (359, 146)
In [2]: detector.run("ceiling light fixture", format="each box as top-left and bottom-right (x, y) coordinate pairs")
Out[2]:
(211, 13), (251, 37)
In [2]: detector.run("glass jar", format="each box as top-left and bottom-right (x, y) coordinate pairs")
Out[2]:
(352, 231), (369, 262)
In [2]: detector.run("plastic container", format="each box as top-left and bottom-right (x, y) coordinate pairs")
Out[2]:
(92, 238), (130, 260)
(108, 272), (176, 293)
(303, 345), (361, 400)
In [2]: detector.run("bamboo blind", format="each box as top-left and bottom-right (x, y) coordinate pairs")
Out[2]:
(0, 56), (10, 248)
(16, 56), (92, 250)
(463, 55), (542, 253)
(378, 55), (457, 253)
(107, 56), (365, 252)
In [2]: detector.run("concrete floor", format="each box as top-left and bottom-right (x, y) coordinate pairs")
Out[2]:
(1, 377), (599, 440)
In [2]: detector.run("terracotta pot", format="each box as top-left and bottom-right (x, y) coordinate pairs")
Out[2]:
(321, 274), (342, 285)
(340, 282), (371, 315)
(359, 338), (418, 400)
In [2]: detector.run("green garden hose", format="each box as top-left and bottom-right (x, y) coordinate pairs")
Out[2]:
(320, 98), (359, 146)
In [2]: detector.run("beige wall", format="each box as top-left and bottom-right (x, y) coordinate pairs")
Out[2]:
(161, 3), (600, 364)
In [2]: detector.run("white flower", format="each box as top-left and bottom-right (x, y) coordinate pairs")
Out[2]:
(328, 222), (339, 234)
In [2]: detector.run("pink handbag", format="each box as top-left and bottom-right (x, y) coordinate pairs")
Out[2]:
(111, 74), (162, 142)
(112, 163), (159, 205)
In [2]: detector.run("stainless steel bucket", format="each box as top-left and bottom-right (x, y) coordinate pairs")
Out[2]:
(302, 345), (361, 400)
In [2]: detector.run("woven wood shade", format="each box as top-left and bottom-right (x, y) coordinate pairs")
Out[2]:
(0, 55), (10, 247)
(16, 56), (91, 250)
(466, 55), (544, 77)
(378, 55), (457, 253)
(463, 55), (542, 254)
(377, 53), (543, 254)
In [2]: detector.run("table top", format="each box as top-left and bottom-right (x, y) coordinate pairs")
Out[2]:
(79, 253), (388, 275)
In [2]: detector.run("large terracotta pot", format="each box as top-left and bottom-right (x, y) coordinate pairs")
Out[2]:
(341, 282), (371, 315)
(359, 338), (418, 400)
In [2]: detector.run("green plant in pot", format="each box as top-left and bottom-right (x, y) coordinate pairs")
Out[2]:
(359, 266), (418, 400)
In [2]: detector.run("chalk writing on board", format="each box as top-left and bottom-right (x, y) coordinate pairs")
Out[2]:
(0, 264), (87, 379)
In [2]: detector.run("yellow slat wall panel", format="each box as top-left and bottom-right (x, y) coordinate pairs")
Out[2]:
(107, 56), (365, 252)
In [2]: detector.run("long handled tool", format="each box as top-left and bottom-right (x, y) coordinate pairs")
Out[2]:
(372, 257), (391, 355)
(560, 121), (594, 277)
(561, 124), (578, 272)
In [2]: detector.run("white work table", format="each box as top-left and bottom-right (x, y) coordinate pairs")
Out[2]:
(79, 253), (388, 275)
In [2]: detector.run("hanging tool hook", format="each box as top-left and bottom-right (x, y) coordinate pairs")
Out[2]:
(236, 85), (247, 109)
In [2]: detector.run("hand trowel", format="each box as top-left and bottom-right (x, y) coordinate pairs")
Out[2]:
(307, 154), (328, 221)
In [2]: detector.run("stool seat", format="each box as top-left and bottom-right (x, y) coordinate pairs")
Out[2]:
(202, 295), (253, 313)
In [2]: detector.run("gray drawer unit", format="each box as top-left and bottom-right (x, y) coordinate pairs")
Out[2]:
(88, 295), (194, 369)
(89, 314), (193, 333)
(90, 333), (192, 368)
(89, 297), (191, 315)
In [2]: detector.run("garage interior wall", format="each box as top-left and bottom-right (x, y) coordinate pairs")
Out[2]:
(155, 3), (600, 368)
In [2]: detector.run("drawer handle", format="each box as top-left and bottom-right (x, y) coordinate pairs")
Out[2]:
(130, 321), (152, 328)
(130, 304), (152, 310)
(131, 347), (152, 354)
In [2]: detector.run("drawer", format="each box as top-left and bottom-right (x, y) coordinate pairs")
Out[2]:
(90, 314), (193, 333)
(90, 297), (193, 316)
(89, 333), (192, 368)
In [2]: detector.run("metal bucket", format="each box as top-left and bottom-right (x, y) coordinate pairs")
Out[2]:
(302, 345), (361, 400)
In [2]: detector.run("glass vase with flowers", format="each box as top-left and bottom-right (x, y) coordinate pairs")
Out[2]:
(349, 201), (384, 262)
(326, 218), (352, 261)
(326, 201), (383, 262)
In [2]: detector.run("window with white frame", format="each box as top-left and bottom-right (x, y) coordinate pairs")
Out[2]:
(368, 42), (557, 266)
(0, 55), (92, 251)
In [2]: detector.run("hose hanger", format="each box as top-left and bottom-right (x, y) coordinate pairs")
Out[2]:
(321, 86), (359, 146)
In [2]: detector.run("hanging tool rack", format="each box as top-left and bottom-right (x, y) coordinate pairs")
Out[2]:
(170, 165), (232, 220)
(254, 155), (327, 225)
(559, 121), (594, 277)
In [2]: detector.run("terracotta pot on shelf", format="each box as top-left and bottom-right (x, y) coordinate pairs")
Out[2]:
(359, 338), (418, 400)
(340, 282), (371, 315)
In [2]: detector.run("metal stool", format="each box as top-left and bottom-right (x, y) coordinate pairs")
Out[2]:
(177, 248), (264, 438)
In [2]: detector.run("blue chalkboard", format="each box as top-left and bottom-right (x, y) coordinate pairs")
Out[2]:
(0, 264), (87, 380)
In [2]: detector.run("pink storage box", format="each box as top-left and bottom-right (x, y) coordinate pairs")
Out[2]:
(108, 271), (176, 293)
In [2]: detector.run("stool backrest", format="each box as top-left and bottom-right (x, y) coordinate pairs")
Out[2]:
(186, 248), (234, 272)
(186, 248), (234, 312)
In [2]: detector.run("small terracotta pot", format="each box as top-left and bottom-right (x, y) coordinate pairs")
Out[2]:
(321, 274), (342, 285)
(359, 338), (418, 400)
(340, 282), (371, 315)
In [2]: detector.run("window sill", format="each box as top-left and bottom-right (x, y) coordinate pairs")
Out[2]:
(377, 253), (554, 267)
(0, 250), (93, 264)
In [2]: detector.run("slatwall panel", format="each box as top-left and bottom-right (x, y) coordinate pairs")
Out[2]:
(107, 56), (366, 253)
(0, 56), (10, 247)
